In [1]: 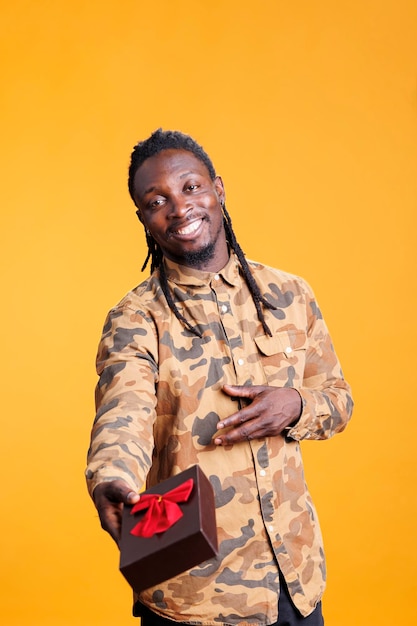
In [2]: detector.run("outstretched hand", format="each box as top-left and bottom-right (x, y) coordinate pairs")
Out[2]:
(214, 385), (302, 445)
(93, 480), (140, 544)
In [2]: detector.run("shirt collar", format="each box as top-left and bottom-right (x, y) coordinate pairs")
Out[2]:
(163, 253), (241, 288)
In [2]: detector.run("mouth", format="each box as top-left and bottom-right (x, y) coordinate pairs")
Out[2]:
(169, 218), (204, 237)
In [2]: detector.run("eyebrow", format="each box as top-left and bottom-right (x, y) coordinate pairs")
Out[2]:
(142, 185), (157, 196)
(142, 171), (199, 196)
(179, 170), (195, 179)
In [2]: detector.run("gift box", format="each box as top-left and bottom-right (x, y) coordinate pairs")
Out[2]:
(119, 464), (218, 593)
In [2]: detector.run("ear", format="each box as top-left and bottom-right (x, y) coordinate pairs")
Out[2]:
(135, 209), (143, 224)
(214, 175), (225, 204)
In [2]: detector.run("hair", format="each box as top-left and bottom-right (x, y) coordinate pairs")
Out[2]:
(128, 129), (276, 337)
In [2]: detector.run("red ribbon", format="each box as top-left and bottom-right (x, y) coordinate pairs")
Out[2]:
(129, 478), (194, 538)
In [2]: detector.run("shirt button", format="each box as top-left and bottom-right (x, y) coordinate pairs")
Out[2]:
(268, 525), (274, 532)
(237, 358), (244, 366)
(214, 274), (220, 280)
(285, 346), (293, 354)
(259, 469), (266, 477)
(221, 304), (228, 313)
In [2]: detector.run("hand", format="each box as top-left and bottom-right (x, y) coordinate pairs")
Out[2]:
(213, 385), (302, 445)
(93, 480), (140, 544)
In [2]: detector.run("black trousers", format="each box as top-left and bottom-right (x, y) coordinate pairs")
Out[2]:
(137, 573), (324, 626)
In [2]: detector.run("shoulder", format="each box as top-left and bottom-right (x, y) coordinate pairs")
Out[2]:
(246, 259), (323, 328)
(109, 271), (164, 315)
(247, 259), (313, 295)
(99, 271), (166, 341)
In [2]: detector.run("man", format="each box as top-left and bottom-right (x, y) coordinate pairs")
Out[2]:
(86, 129), (353, 626)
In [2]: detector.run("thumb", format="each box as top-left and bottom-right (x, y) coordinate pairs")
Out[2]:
(126, 490), (140, 504)
(94, 479), (140, 506)
(222, 384), (258, 399)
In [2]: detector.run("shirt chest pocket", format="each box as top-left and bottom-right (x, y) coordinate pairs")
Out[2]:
(253, 329), (308, 387)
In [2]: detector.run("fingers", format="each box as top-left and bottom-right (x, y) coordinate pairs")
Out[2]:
(217, 385), (267, 430)
(216, 402), (259, 432)
(214, 385), (302, 445)
(93, 480), (140, 544)
(214, 418), (263, 445)
(214, 410), (266, 445)
(218, 384), (265, 428)
(214, 388), (264, 445)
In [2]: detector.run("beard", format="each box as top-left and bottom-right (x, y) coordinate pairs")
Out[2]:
(181, 217), (226, 268)
(181, 240), (217, 267)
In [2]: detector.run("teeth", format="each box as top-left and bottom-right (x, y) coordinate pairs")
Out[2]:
(175, 220), (201, 235)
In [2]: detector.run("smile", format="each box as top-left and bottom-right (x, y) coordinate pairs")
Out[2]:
(172, 219), (203, 236)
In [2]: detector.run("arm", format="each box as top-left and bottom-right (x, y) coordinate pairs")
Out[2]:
(286, 277), (353, 441)
(85, 303), (158, 538)
(214, 277), (353, 445)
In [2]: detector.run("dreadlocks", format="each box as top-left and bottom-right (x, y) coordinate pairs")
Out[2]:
(128, 129), (276, 337)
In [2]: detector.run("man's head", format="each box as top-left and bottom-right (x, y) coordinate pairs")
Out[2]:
(128, 129), (216, 204)
(129, 130), (227, 273)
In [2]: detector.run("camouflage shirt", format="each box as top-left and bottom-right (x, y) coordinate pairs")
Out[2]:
(86, 254), (353, 624)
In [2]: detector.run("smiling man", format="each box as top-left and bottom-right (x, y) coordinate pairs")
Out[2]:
(133, 148), (228, 271)
(86, 129), (353, 626)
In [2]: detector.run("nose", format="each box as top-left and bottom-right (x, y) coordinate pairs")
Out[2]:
(169, 193), (192, 217)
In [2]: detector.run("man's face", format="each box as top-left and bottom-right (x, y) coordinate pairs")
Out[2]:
(133, 149), (228, 272)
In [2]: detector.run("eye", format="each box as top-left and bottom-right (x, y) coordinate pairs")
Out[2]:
(148, 197), (165, 209)
(186, 183), (199, 192)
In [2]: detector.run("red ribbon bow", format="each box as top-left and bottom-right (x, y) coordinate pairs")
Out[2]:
(129, 478), (194, 538)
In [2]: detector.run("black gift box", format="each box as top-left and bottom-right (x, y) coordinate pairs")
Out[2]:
(119, 465), (218, 593)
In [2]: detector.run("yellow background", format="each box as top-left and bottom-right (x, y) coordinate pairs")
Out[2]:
(1, 1), (416, 624)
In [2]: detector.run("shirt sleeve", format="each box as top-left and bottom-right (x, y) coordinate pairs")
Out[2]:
(85, 303), (159, 498)
(286, 278), (354, 441)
